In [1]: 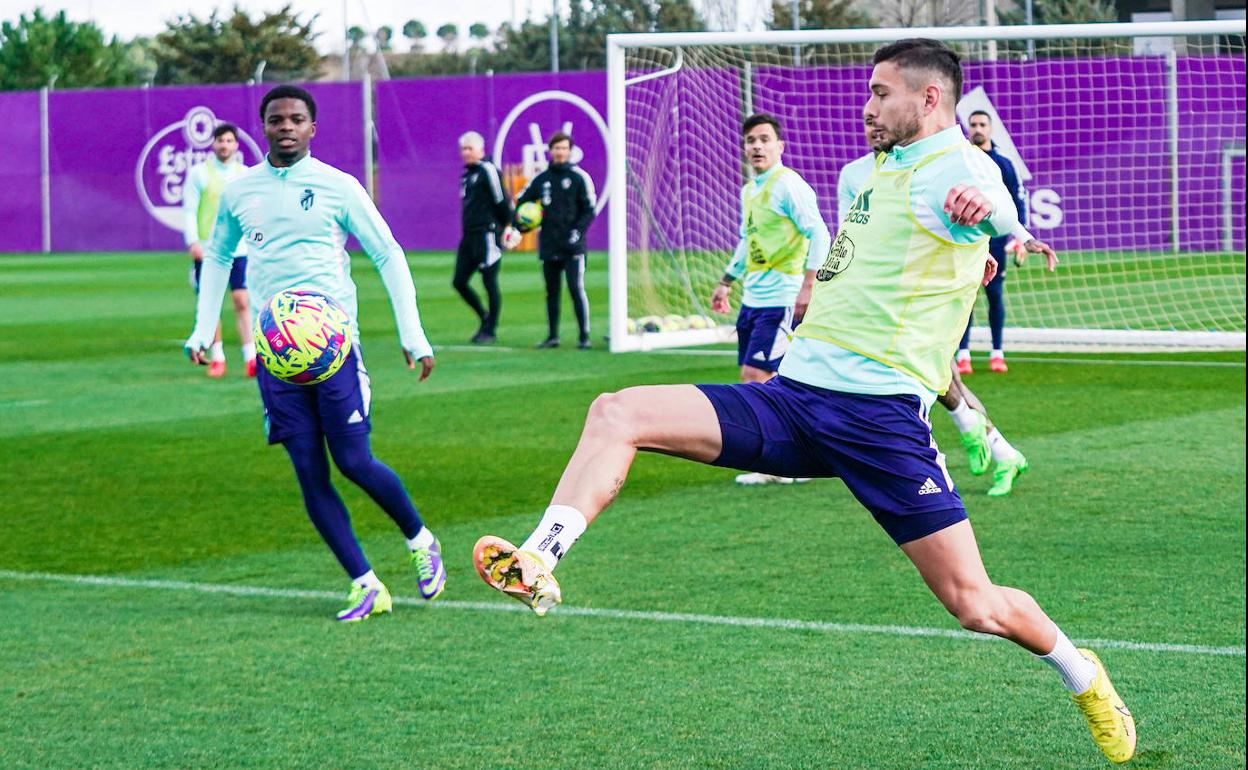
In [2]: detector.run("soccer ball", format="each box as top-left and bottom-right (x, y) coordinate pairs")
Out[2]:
(516, 201), (543, 230)
(254, 289), (353, 385)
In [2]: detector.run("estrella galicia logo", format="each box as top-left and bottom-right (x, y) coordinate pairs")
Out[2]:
(845, 188), (872, 225)
(817, 231), (855, 281)
(300, 188), (315, 211)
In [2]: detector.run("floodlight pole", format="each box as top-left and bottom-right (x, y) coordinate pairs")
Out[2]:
(550, 0), (560, 73)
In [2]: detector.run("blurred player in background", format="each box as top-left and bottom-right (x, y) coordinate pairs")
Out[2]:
(710, 113), (830, 486)
(839, 128), (1056, 496)
(474, 40), (1135, 765)
(456, 131), (511, 345)
(182, 122), (254, 378)
(184, 85), (446, 622)
(514, 132), (597, 350)
(955, 110), (1030, 374)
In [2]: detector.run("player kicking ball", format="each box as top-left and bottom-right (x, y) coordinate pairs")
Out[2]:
(474, 41), (1134, 763)
(185, 85), (446, 621)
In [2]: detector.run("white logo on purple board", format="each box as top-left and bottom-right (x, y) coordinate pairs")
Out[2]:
(957, 87), (1064, 230)
(492, 90), (610, 215)
(134, 106), (263, 231)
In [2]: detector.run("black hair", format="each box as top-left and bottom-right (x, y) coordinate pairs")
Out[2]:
(968, 110), (992, 122)
(873, 39), (964, 101)
(742, 113), (783, 139)
(548, 131), (574, 149)
(212, 122), (239, 140)
(259, 85), (317, 121)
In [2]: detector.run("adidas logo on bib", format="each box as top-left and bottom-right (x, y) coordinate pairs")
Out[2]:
(918, 477), (943, 495)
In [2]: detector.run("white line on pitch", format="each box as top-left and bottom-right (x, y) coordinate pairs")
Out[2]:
(0, 569), (1241, 657)
(651, 349), (1245, 367)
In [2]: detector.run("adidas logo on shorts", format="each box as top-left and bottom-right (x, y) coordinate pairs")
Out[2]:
(918, 477), (943, 495)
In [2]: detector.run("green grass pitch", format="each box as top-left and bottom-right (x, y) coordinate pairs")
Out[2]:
(0, 251), (1244, 769)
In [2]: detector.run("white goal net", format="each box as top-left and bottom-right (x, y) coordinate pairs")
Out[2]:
(606, 21), (1247, 352)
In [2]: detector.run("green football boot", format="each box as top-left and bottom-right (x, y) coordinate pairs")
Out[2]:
(987, 453), (1029, 497)
(958, 411), (991, 476)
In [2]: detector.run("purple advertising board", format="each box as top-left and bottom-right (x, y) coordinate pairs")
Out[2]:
(0, 91), (44, 253)
(375, 71), (610, 251)
(44, 81), (364, 252)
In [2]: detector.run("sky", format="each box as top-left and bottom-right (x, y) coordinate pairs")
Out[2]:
(0, 1), (577, 53)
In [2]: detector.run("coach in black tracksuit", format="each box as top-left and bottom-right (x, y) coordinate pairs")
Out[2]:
(514, 132), (597, 350)
(457, 131), (512, 344)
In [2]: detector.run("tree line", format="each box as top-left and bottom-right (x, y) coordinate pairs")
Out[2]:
(0, 0), (1124, 91)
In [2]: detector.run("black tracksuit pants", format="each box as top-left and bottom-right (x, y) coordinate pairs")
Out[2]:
(541, 255), (589, 341)
(453, 231), (502, 334)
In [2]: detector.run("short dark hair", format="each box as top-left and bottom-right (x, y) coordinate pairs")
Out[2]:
(742, 113), (783, 139)
(259, 85), (317, 121)
(212, 122), (239, 140)
(873, 39), (963, 102)
(968, 110), (991, 122)
(548, 131), (573, 149)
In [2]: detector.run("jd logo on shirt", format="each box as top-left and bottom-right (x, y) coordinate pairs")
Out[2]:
(817, 231), (855, 281)
(300, 188), (315, 211)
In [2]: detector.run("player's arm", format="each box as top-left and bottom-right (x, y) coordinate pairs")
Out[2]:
(185, 195), (243, 364)
(485, 161), (512, 231)
(783, 177), (831, 324)
(943, 150), (1019, 236)
(712, 193), (749, 314)
(182, 166), (205, 258)
(569, 169), (597, 249)
(340, 179), (435, 379)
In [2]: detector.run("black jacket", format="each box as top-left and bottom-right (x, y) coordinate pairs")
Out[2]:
(461, 158), (511, 233)
(515, 162), (597, 260)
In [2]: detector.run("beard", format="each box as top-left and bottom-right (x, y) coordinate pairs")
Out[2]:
(866, 105), (923, 153)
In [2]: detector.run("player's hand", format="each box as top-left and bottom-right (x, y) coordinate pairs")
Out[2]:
(710, 284), (732, 314)
(793, 284), (812, 324)
(403, 350), (436, 381)
(188, 243), (204, 260)
(982, 255), (998, 286)
(1022, 238), (1059, 272)
(944, 185), (993, 227)
(567, 229), (581, 247)
(184, 337), (210, 366)
(501, 226), (522, 251)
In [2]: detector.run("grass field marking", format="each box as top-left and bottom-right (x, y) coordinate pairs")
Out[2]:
(3, 569), (1242, 658)
(651, 349), (1247, 368)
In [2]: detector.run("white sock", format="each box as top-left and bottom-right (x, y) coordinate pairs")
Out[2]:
(406, 527), (435, 550)
(991, 348), (1005, 359)
(520, 504), (588, 571)
(242, 341), (256, 361)
(987, 429), (1019, 463)
(948, 400), (980, 434)
(956, 348), (971, 362)
(352, 569), (384, 591)
(1038, 626), (1097, 693)
(210, 341), (225, 362)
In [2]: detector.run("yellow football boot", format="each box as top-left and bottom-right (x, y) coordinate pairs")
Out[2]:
(1071, 649), (1136, 763)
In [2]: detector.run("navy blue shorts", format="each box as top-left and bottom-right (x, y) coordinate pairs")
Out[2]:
(194, 257), (248, 293)
(696, 376), (965, 545)
(256, 346), (372, 445)
(736, 305), (793, 372)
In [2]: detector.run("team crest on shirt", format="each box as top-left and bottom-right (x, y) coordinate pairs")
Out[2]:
(300, 188), (315, 211)
(817, 231), (855, 281)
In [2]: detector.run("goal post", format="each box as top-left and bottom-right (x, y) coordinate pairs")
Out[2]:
(606, 21), (1247, 353)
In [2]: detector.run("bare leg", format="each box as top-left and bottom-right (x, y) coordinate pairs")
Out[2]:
(901, 519), (1056, 654)
(213, 320), (223, 345)
(739, 364), (775, 383)
(939, 362), (992, 425)
(231, 289), (251, 348)
(550, 385), (723, 524)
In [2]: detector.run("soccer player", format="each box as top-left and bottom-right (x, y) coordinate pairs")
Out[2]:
(956, 111), (1028, 374)
(184, 85), (446, 622)
(710, 113), (830, 486)
(514, 132), (597, 350)
(182, 122), (255, 378)
(456, 131), (511, 344)
(473, 41), (1135, 764)
(838, 131), (1055, 496)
